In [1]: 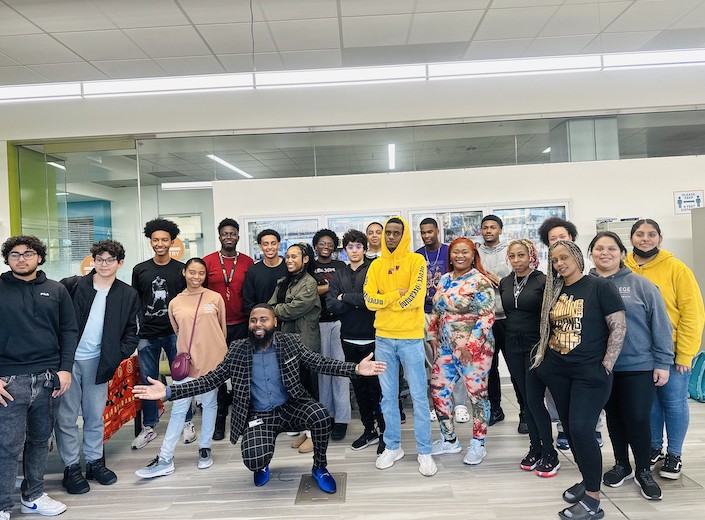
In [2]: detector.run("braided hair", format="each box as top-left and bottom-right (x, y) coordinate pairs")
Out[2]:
(506, 239), (540, 270)
(531, 240), (585, 368)
(276, 243), (315, 304)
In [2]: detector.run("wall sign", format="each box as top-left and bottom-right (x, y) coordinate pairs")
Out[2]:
(674, 190), (704, 214)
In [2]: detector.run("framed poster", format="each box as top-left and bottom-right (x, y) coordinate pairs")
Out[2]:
(409, 209), (484, 252)
(491, 203), (568, 271)
(326, 213), (395, 262)
(245, 217), (320, 261)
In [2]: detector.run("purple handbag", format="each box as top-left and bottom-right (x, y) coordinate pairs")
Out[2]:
(170, 293), (203, 381)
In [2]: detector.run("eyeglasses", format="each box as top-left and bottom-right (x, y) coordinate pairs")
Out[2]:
(94, 256), (117, 266)
(8, 251), (37, 260)
(345, 244), (364, 251)
(317, 241), (335, 248)
(220, 232), (238, 238)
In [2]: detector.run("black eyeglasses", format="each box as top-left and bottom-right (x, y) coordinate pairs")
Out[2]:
(8, 251), (37, 260)
(94, 257), (117, 266)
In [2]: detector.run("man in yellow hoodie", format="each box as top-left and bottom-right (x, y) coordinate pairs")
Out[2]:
(364, 216), (437, 477)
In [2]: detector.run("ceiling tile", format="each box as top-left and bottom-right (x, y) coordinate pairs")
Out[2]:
(153, 55), (225, 75)
(671, 2), (705, 29)
(465, 39), (532, 60)
(408, 11), (483, 45)
(92, 0), (190, 28)
(0, 34), (80, 64)
(0, 52), (17, 66)
(474, 6), (559, 40)
(582, 31), (661, 53)
(0, 4), (43, 36)
(259, 0), (339, 21)
(219, 53), (284, 72)
(27, 62), (107, 82)
(491, 0), (562, 6)
(340, 0), (416, 16)
(342, 14), (413, 47)
(416, 0), (490, 12)
(124, 26), (211, 58)
(540, 2), (630, 37)
(92, 59), (165, 79)
(522, 35), (596, 57)
(0, 65), (48, 85)
(280, 49), (342, 69)
(197, 23), (277, 54)
(343, 42), (466, 66)
(178, 0), (255, 24)
(5, 0), (116, 32)
(54, 30), (146, 61)
(269, 19), (340, 51)
(641, 28), (705, 50)
(606, 0), (702, 32)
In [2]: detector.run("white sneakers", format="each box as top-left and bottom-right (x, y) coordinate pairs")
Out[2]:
(464, 439), (487, 465)
(431, 438), (462, 455)
(182, 421), (197, 444)
(417, 454), (438, 477)
(454, 405), (470, 423)
(0, 509), (9, 520)
(131, 426), (157, 450)
(375, 447), (404, 469)
(20, 493), (67, 516)
(135, 456), (175, 478)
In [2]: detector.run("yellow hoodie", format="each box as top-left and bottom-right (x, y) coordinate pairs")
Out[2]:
(364, 216), (427, 339)
(625, 249), (705, 366)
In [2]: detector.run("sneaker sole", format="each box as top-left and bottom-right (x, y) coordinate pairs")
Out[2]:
(131, 434), (157, 450)
(463, 452), (486, 465)
(635, 479), (662, 500)
(556, 443), (570, 451)
(183, 436), (197, 444)
(535, 463), (561, 478)
(603, 471), (634, 487)
(658, 470), (681, 480)
(135, 467), (174, 479)
(351, 438), (380, 451)
(431, 446), (462, 456)
(520, 462), (538, 471)
(198, 460), (214, 470)
(376, 450), (404, 469)
(20, 505), (67, 516)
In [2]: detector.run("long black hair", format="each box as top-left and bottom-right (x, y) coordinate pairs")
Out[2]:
(275, 243), (314, 303)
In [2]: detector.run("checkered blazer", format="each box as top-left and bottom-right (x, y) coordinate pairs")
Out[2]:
(169, 331), (356, 443)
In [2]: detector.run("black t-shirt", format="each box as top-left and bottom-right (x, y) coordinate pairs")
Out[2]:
(500, 270), (546, 335)
(313, 259), (346, 322)
(242, 259), (288, 315)
(132, 259), (186, 339)
(546, 275), (624, 365)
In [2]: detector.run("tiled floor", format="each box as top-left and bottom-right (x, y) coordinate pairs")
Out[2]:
(11, 386), (705, 519)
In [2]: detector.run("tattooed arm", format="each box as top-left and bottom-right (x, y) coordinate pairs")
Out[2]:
(602, 310), (626, 373)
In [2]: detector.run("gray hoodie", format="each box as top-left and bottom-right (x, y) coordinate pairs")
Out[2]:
(589, 266), (673, 372)
(477, 241), (511, 320)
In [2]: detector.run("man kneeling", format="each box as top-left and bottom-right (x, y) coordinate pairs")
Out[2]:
(133, 303), (385, 493)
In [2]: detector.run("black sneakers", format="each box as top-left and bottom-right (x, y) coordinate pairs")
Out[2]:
(650, 447), (665, 466)
(351, 429), (379, 451)
(520, 447), (541, 471)
(603, 461), (634, 487)
(535, 451), (561, 478)
(659, 453), (682, 479)
(635, 469), (662, 500)
(86, 459), (117, 485)
(62, 464), (89, 494)
(488, 407), (505, 426)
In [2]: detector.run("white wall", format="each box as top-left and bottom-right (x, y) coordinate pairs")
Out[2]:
(0, 142), (9, 272)
(214, 155), (704, 268)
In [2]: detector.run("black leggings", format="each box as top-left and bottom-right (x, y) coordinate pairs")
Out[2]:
(538, 360), (612, 492)
(604, 371), (655, 472)
(488, 320), (524, 413)
(342, 340), (382, 431)
(504, 332), (555, 456)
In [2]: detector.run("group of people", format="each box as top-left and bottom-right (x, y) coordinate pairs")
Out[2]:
(0, 212), (702, 520)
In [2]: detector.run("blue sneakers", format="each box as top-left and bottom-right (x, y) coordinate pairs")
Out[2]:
(312, 467), (336, 494)
(253, 465), (270, 487)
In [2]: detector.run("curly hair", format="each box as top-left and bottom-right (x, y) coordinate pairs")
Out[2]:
(342, 229), (367, 249)
(218, 218), (239, 233)
(532, 240), (585, 368)
(2, 235), (47, 265)
(257, 228), (281, 243)
(91, 239), (125, 261)
(537, 217), (577, 246)
(312, 228), (339, 249)
(507, 239), (540, 270)
(143, 218), (179, 240)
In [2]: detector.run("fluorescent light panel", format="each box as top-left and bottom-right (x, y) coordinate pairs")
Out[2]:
(207, 154), (253, 179)
(388, 144), (396, 170)
(47, 161), (66, 170)
(161, 181), (213, 190)
(603, 49), (705, 68)
(83, 73), (253, 96)
(429, 55), (602, 78)
(0, 82), (81, 100)
(542, 147), (551, 154)
(256, 65), (426, 87)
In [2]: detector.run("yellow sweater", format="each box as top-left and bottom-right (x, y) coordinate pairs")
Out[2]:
(364, 216), (427, 339)
(625, 249), (705, 366)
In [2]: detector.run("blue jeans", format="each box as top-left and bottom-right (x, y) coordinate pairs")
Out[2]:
(159, 377), (218, 461)
(375, 337), (431, 455)
(55, 357), (108, 467)
(137, 335), (192, 427)
(651, 365), (690, 456)
(0, 373), (58, 512)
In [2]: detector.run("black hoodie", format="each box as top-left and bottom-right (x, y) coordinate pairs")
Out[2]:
(0, 270), (78, 376)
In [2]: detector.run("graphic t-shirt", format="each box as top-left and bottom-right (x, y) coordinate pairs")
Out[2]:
(132, 259), (186, 339)
(415, 244), (449, 313)
(313, 259), (346, 322)
(547, 275), (624, 365)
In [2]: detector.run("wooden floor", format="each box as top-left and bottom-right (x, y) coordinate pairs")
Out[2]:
(12, 385), (705, 520)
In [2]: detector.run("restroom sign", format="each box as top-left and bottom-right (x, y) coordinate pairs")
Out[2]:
(674, 190), (704, 214)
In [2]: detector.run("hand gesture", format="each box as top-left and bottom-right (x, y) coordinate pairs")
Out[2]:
(357, 353), (386, 376)
(0, 379), (14, 407)
(133, 376), (167, 401)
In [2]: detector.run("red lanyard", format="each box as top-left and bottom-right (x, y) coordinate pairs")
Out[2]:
(219, 252), (237, 301)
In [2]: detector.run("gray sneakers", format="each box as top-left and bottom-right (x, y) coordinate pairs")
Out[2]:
(131, 426), (157, 450)
(198, 448), (213, 469)
(135, 456), (174, 479)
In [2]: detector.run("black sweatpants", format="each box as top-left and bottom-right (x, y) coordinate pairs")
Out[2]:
(488, 320), (524, 414)
(604, 370), (655, 472)
(342, 340), (382, 432)
(538, 360), (612, 492)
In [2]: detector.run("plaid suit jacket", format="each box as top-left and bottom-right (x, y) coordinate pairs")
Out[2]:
(169, 331), (356, 443)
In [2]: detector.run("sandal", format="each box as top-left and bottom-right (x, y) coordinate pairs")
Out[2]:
(562, 482), (586, 504)
(558, 501), (604, 520)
